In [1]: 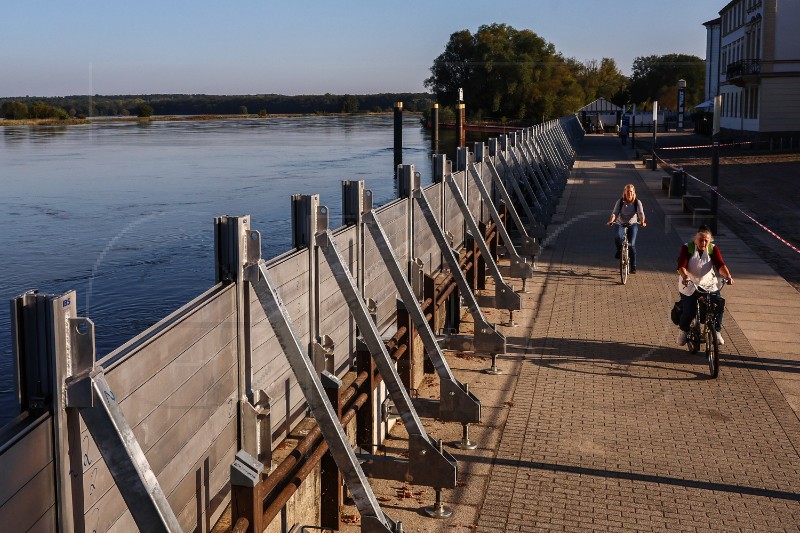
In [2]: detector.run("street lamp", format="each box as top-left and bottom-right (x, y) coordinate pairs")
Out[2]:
(677, 79), (687, 132)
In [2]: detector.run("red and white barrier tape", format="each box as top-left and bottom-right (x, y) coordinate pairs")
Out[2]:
(658, 141), (752, 151)
(681, 170), (800, 254)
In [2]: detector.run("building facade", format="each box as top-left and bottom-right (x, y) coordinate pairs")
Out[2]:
(705, 0), (800, 137)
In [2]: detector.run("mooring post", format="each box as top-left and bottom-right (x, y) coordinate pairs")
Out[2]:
(394, 101), (403, 169)
(456, 102), (465, 147)
(431, 103), (439, 153)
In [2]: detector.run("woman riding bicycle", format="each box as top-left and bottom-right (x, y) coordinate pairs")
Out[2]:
(607, 184), (646, 273)
(677, 225), (734, 346)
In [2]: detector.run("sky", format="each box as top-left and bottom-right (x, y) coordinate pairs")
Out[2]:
(0, 0), (717, 98)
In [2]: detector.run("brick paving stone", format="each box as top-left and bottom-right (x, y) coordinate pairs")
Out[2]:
(473, 136), (800, 533)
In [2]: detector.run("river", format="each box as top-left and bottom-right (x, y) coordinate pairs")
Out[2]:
(0, 113), (457, 426)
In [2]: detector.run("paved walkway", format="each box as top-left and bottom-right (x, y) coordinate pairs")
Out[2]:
(338, 134), (800, 533)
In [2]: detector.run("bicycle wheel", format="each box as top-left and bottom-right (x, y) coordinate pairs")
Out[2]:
(619, 242), (629, 284)
(707, 327), (720, 378)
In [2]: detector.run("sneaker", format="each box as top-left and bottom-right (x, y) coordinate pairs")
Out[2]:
(631, 266), (637, 273)
(615, 250), (621, 259)
(715, 331), (725, 345)
(677, 330), (688, 346)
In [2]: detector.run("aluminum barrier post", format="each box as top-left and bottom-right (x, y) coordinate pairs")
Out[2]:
(216, 215), (272, 466)
(11, 290), (184, 532)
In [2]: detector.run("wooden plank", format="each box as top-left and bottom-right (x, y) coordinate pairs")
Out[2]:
(0, 414), (53, 506)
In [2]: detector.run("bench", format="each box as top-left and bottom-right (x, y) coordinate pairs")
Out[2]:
(682, 195), (712, 226)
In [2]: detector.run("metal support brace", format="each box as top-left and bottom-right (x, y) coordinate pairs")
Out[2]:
(67, 369), (184, 533)
(522, 138), (556, 201)
(413, 188), (507, 355)
(486, 160), (541, 257)
(444, 174), (520, 314)
(363, 209), (481, 425)
(467, 164), (534, 280)
(314, 229), (457, 488)
(498, 154), (545, 236)
(508, 149), (547, 221)
(244, 258), (398, 533)
(518, 142), (555, 209)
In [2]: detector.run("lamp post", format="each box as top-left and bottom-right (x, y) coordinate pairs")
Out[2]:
(710, 94), (722, 234)
(677, 79), (687, 132)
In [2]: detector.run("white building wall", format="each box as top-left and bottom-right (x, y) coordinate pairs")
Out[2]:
(760, 78), (800, 131)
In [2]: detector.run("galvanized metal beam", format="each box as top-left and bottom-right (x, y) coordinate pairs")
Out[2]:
(245, 259), (397, 533)
(467, 164), (535, 279)
(445, 174), (520, 313)
(485, 160), (542, 256)
(68, 370), (184, 533)
(362, 209), (481, 425)
(315, 229), (457, 489)
(412, 187), (507, 355)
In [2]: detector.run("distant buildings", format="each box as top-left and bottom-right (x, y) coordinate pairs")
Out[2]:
(703, 0), (800, 138)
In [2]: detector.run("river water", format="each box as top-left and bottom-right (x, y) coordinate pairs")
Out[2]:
(0, 114), (448, 426)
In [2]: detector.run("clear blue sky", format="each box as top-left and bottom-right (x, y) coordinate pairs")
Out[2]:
(0, 0), (716, 98)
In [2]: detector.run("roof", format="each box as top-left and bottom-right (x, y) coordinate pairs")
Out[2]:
(577, 98), (621, 113)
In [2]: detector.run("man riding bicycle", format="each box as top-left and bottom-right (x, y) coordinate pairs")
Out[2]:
(607, 184), (646, 273)
(677, 225), (735, 346)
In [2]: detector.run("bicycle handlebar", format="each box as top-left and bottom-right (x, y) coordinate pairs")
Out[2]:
(684, 278), (731, 294)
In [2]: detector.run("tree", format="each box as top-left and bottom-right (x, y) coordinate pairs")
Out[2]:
(570, 58), (629, 106)
(628, 54), (705, 109)
(239, 105), (248, 115)
(2, 101), (28, 119)
(425, 24), (584, 121)
(136, 103), (154, 118)
(339, 95), (359, 113)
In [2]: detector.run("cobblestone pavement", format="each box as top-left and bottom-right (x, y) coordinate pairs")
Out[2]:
(336, 134), (800, 533)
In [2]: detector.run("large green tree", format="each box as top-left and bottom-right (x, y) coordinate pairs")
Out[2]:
(425, 24), (584, 121)
(628, 54), (705, 109)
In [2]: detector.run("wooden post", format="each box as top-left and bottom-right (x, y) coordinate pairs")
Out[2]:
(394, 101), (403, 169)
(356, 342), (376, 454)
(431, 103), (439, 153)
(456, 103), (466, 147)
(320, 378), (343, 530)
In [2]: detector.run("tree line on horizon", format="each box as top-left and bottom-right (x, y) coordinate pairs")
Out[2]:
(0, 93), (434, 120)
(2, 23), (705, 124)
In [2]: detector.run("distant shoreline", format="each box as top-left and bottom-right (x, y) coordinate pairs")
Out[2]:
(0, 110), (419, 127)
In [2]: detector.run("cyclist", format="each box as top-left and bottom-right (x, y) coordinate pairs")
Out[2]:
(607, 184), (646, 273)
(676, 225), (734, 346)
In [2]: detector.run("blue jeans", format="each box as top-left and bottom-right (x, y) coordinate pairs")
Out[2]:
(614, 224), (639, 267)
(679, 291), (724, 332)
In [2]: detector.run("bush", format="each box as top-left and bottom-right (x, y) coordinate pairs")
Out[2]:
(136, 104), (154, 118)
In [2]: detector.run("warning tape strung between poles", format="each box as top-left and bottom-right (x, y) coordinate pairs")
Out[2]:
(653, 151), (800, 255)
(658, 141), (753, 151)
